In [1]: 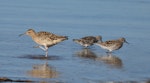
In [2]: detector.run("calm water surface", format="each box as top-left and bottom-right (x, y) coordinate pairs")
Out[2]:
(0, 0), (150, 83)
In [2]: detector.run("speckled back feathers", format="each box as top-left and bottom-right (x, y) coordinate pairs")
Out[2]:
(73, 36), (101, 47)
(25, 29), (68, 47)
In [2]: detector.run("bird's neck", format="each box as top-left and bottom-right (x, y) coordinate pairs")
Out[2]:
(29, 32), (37, 39)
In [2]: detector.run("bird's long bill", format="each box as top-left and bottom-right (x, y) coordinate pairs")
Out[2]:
(125, 40), (129, 44)
(19, 33), (26, 37)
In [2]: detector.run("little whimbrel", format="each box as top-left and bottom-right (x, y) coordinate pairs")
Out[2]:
(19, 29), (68, 57)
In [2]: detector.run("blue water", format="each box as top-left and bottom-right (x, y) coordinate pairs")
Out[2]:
(0, 0), (150, 83)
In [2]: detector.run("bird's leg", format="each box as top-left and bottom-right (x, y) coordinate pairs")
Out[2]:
(106, 50), (112, 54)
(106, 51), (110, 54)
(34, 45), (48, 57)
(83, 46), (88, 49)
(106, 52), (112, 57)
(40, 46), (47, 51)
(45, 50), (48, 57)
(33, 45), (46, 51)
(44, 46), (49, 57)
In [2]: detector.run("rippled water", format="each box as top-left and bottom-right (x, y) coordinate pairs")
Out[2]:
(0, 0), (150, 83)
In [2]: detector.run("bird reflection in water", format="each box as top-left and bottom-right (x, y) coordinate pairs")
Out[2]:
(75, 48), (97, 60)
(75, 49), (123, 68)
(27, 62), (59, 78)
(96, 53), (123, 68)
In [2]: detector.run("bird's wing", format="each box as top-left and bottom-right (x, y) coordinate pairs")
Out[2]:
(82, 36), (94, 40)
(37, 31), (60, 40)
(81, 36), (97, 43)
(101, 40), (117, 47)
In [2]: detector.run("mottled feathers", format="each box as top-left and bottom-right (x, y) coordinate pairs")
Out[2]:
(73, 36), (101, 47)
(95, 37), (128, 52)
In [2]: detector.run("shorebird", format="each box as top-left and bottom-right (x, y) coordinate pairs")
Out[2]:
(19, 29), (68, 57)
(73, 36), (102, 48)
(95, 37), (128, 53)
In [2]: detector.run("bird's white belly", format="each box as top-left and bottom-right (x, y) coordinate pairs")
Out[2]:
(99, 44), (117, 52)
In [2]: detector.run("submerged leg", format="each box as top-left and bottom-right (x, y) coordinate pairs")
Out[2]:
(33, 45), (49, 57)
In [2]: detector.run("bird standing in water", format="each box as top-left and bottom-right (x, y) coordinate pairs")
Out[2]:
(19, 29), (68, 57)
(95, 37), (128, 53)
(73, 36), (102, 48)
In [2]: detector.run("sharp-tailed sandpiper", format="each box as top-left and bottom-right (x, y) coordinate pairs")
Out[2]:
(73, 36), (102, 48)
(95, 37), (128, 53)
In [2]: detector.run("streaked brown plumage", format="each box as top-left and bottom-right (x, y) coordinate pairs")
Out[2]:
(20, 29), (68, 57)
(73, 36), (102, 48)
(95, 37), (128, 52)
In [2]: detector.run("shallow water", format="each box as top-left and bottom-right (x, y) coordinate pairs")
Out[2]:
(0, 0), (150, 83)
